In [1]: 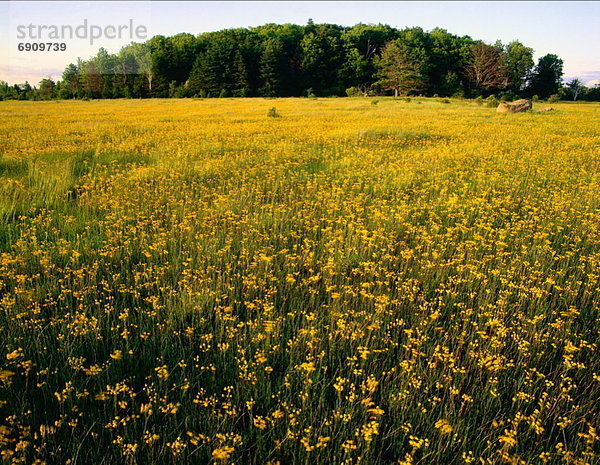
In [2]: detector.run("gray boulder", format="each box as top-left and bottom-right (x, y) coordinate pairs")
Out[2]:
(496, 99), (532, 113)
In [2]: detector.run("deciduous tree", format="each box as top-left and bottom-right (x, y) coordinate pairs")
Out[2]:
(504, 41), (534, 92)
(465, 42), (508, 95)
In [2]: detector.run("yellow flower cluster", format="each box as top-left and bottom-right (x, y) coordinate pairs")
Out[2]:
(0, 97), (598, 464)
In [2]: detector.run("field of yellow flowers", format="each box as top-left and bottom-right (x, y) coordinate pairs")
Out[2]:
(0, 97), (598, 464)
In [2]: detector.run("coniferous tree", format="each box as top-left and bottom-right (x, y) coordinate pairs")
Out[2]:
(62, 63), (80, 98)
(232, 50), (251, 97)
(80, 61), (104, 98)
(375, 39), (427, 97)
(528, 54), (564, 99)
(259, 38), (285, 96)
(38, 78), (56, 99)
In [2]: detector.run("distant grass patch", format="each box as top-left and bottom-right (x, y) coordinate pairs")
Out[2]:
(0, 149), (152, 219)
(356, 128), (448, 145)
(0, 157), (28, 178)
(71, 149), (152, 177)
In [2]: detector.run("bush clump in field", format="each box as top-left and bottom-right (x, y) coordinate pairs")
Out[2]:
(548, 94), (560, 103)
(267, 107), (281, 118)
(345, 87), (364, 97)
(485, 95), (500, 107)
(499, 91), (518, 102)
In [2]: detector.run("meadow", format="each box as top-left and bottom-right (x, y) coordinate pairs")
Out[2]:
(0, 97), (598, 464)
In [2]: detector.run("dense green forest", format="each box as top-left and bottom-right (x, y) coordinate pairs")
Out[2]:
(2, 22), (599, 101)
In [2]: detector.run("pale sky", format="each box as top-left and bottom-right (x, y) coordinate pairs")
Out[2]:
(1, 1), (599, 86)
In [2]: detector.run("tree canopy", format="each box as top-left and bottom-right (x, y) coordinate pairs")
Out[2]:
(375, 39), (427, 97)
(1, 21), (593, 101)
(528, 54), (564, 99)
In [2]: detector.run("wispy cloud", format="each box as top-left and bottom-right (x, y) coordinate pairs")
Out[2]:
(0, 63), (63, 84)
(563, 70), (600, 87)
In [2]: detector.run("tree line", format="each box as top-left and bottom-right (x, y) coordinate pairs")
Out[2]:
(2, 21), (599, 101)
